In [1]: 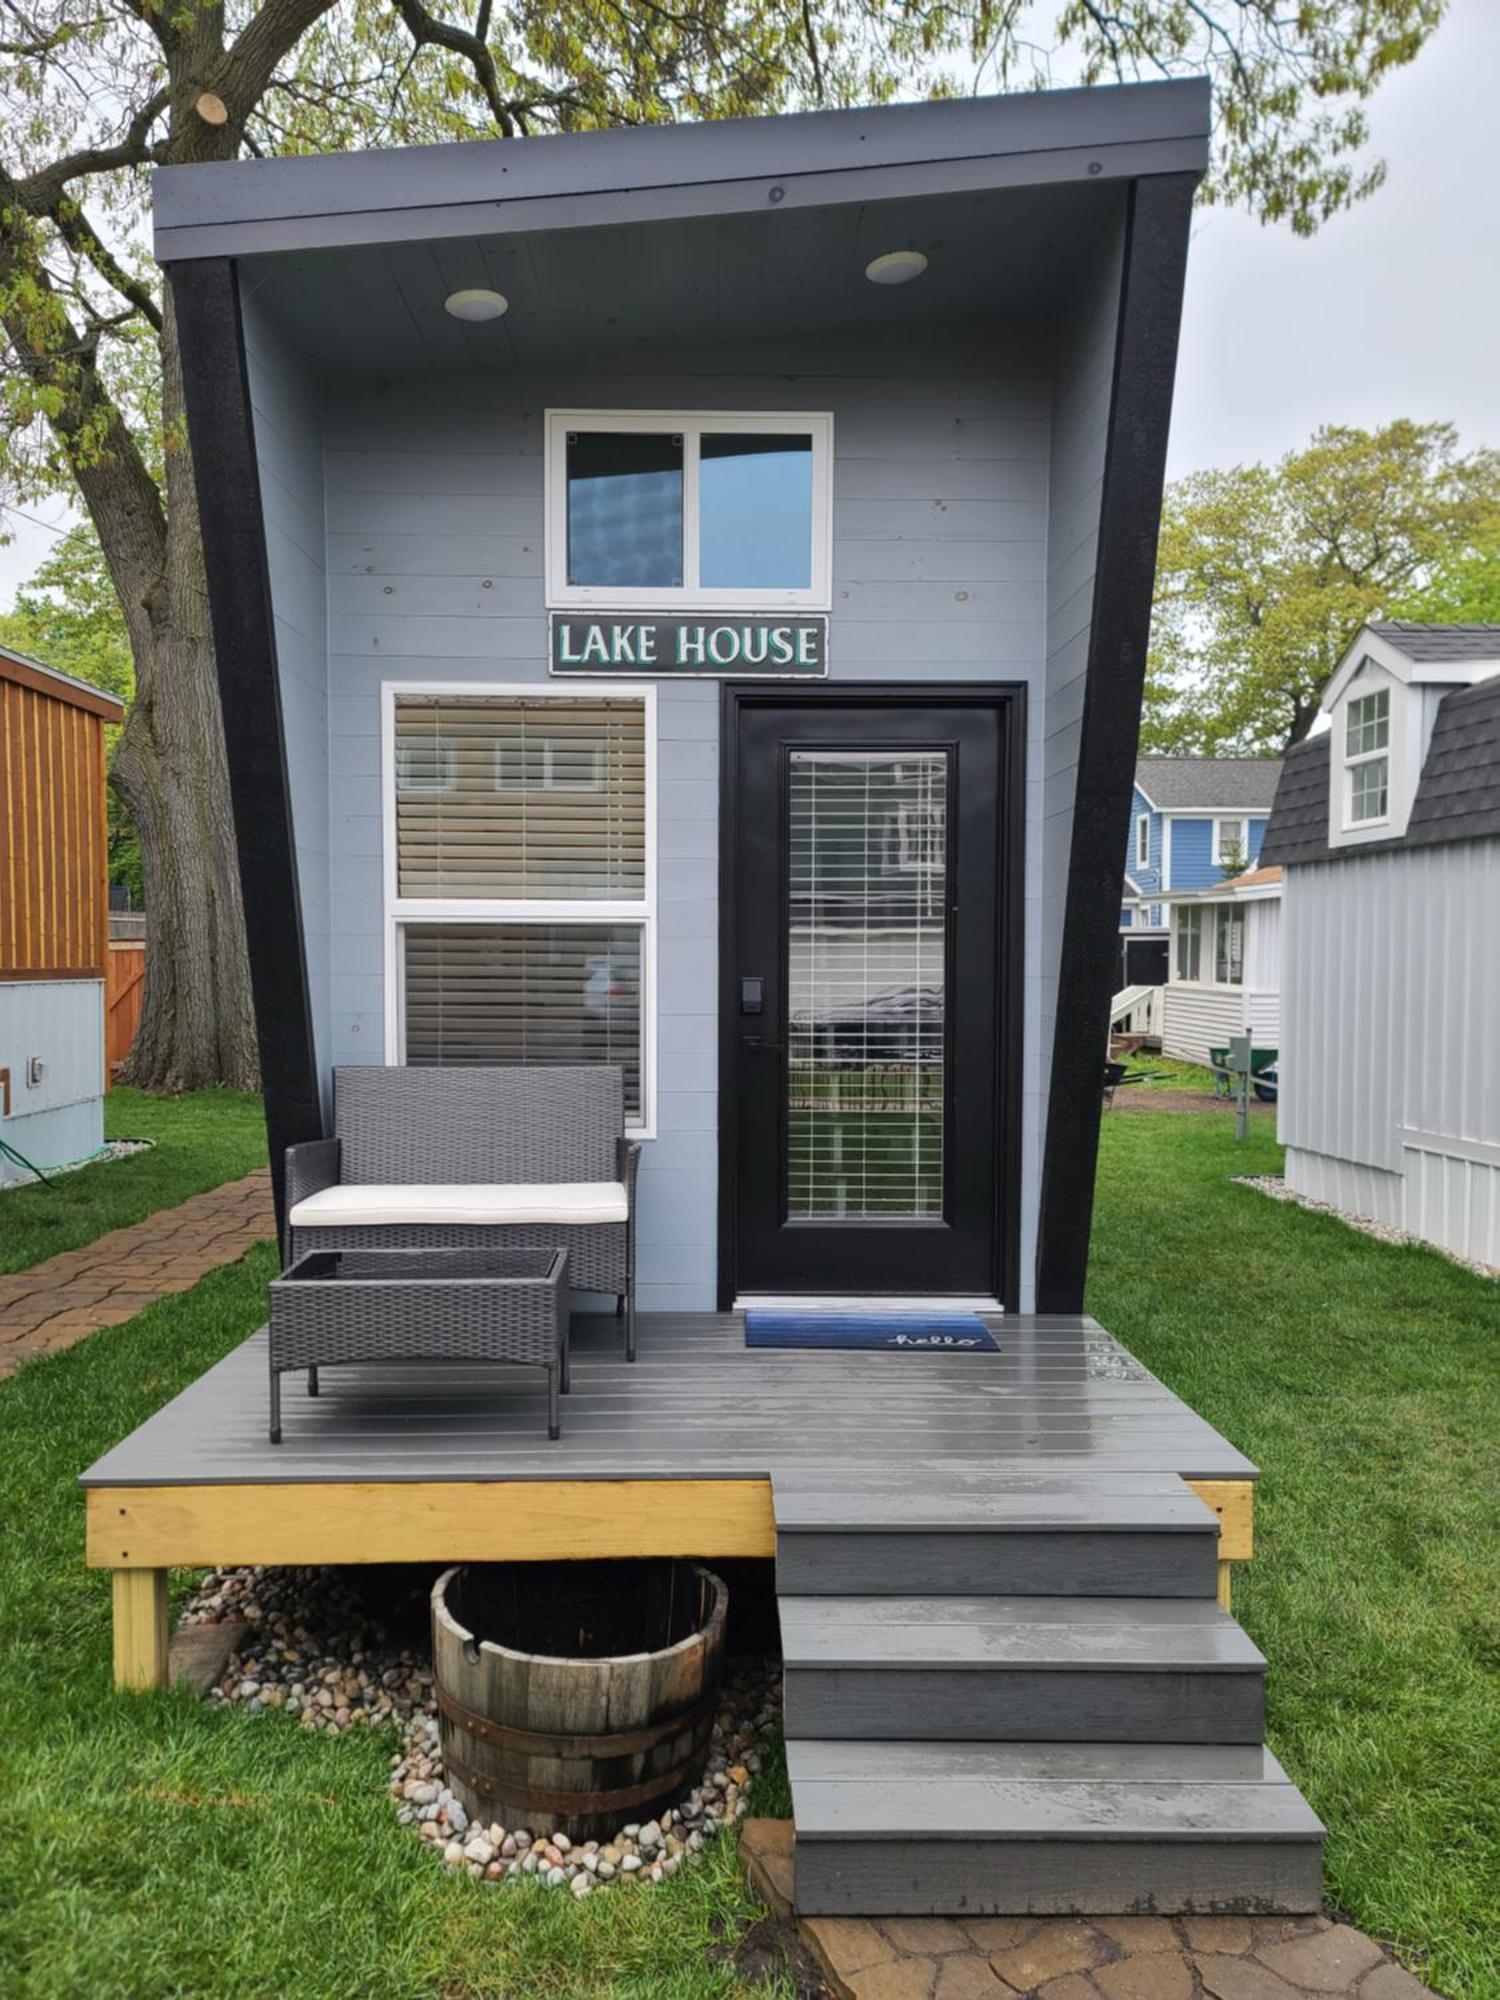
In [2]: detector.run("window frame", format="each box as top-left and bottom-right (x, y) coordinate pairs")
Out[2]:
(1213, 903), (1245, 986)
(545, 409), (834, 612)
(1342, 686), (1391, 829)
(1173, 905), (1203, 983)
(1211, 817), (1246, 868)
(381, 680), (658, 1137)
(1135, 812), (1150, 870)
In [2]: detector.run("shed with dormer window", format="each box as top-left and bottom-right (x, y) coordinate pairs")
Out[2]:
(1261, 621), (1500, 1269)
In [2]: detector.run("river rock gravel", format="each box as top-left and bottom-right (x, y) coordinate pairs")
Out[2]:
(183, 1564), (778, 1891)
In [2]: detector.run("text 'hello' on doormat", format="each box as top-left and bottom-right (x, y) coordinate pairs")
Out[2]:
(744, 1312), (997, 1351)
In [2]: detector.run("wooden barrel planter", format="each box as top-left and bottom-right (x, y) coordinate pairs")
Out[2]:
(432, 1558), (727, 1843)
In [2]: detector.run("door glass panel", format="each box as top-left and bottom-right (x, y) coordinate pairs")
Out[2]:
(786, 751), (946, 1219)
(699, 433), (813, 589)
(567, 430), (683, 587)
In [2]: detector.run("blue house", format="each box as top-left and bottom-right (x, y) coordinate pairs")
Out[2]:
(1119, 756), (1281, 986)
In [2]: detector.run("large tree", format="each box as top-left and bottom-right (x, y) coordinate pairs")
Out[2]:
(0, 1), (1449, 1087)
(1144, 421), (1500, 754)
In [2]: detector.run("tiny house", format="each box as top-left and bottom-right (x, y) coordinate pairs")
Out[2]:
(0, 648), (124, 1182)
(1162, 865), (1281, 1067)
(80, 84), (1327, 1920)
(154, 82), (1223, 1316)
(1262, 621), (1500, 1267)
(1119, 756), (1280, 989)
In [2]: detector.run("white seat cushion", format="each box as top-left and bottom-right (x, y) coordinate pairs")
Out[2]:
(288, 1181), (629, 1229)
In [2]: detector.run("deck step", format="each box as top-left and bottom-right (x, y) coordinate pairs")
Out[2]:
(773, 1467), (1220, 1597)
(788, 1739), (1325, 1916)
(780, 1595), (1264, 1744)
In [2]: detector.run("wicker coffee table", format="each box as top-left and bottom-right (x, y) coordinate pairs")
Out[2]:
(268, 1247), (570, 1444)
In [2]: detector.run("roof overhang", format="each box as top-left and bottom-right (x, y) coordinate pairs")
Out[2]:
(152, 79), (1209, 263)
(1323, 623), (1500, 710)
(0, 644), (124, 721)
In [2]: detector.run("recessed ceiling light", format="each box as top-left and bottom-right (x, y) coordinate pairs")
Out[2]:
(444, 288), (509, 322)
(864, 249), (928, 286)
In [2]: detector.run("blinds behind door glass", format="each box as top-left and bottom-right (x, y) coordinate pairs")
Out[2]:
(394, 696), (645, 900)
(403, 923), (642, 1116)
(786, 751), (946, 1220)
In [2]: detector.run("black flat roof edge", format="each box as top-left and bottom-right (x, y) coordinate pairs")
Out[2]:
(153, 78), (1209, 262)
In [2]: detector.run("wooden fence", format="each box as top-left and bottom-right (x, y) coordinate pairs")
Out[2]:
(105, 941), (146, 1080)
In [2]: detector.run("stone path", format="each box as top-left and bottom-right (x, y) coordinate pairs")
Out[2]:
(0, 1169), (273, 1376)
(741, 1824), (1438, 2000)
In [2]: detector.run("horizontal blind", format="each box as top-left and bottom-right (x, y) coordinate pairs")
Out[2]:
(403, 922), (642, 1117)
(785, 751), (947, 1220)
(394, 695), (645, 901)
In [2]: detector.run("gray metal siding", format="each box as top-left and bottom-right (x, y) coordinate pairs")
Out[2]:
(1280, 845), (1500, 1265)
(315, 330), (1053, 1309)
(0, 979), (105, 1180)
(243, 290), (331, 1109)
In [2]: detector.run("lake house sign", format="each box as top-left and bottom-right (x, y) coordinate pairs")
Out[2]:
(551, 614), (827, 679)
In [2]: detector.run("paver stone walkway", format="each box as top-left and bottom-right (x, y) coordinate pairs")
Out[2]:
(0, 1169), (273, 1376)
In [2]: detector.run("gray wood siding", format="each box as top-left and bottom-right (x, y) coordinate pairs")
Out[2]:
(316, 330), (1054, 1309)
(1280, 845), (1500, 1265)
(243, 289), (331, 1106)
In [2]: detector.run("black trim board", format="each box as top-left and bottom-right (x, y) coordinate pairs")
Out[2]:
(1035, 172), (1199, 1313)
(169, 257), (323, 1236)
(717, 681), (1027, 1312)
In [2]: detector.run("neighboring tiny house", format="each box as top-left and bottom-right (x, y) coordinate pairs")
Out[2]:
(0, 648), (124, 1182)
(1262, 621), (1500, 1268)
(1162, 865), (1281, 1067)
(1119, 756), (1280, 989)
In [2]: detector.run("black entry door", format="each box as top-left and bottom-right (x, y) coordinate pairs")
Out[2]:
(725, 689), (1019, 1300)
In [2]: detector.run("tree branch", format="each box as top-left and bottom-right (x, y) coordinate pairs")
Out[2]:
(391, 0), (517, 136)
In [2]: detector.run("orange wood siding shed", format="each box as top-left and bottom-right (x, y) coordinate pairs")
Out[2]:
(0, 649), (125, 981)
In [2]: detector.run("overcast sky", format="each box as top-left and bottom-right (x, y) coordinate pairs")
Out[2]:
(2, 0), (1495, 607)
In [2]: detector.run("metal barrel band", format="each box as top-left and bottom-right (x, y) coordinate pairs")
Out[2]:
(435, 1674), (715, 1759)
(440, 1740), (704, 1817)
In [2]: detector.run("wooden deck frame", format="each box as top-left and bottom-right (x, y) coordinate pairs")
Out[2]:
(89, 1475), (1251, 1689)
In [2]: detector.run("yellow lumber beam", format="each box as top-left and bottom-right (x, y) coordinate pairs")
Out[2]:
(1186, 1478), (1254, 1562)
(112, 1568), (169, 1690)
(89, 1479), (778, 1570)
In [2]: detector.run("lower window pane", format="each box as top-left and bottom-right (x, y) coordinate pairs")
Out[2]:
(1350, 758), (1388, 822)
(403, 923), (643, 1118)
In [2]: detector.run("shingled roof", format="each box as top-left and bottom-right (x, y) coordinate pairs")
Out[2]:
(1261, 673), (1500, 865)
(1135, 757), (1283, 810)
(1364, 622), (1500, 665)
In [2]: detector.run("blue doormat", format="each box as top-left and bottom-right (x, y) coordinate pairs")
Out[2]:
(745, 1311), (997, 1352)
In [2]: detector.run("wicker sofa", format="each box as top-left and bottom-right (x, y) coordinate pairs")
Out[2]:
(285, 1065), (641, 1359)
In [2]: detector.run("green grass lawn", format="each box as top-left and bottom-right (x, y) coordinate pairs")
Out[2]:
(1089, 1112), (1500, 1999)
(0, 1088), (267, 1274)
(0, 1105), (1495, 1996)
(0, 1245), (792, 2000)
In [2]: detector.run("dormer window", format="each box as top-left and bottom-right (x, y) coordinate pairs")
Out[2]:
(1344, 688), (1390, 826)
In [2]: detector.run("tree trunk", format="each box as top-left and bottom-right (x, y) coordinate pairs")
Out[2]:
(112, 290), (258, 1091)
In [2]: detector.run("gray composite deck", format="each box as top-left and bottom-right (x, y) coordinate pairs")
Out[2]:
(81, 1312), (1255, 1488)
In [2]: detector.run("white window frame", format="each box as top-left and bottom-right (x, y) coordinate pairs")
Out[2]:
(1211, 817), (1246, 868)
(1135, 813), (1150, 870)
(1213, 904), (1245, 987)
(381, 680), (658, 1137)
(1173, 905), (1203, 983)
(545, 409), (834, 612)
(1342, 687), (1391, 829)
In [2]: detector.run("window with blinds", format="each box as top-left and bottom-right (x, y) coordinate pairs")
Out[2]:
(393, 695), (645, 901)
(389, 691), (652, 1127)
(785, 751), (947, 1220)
(403, 923), (643, 1115)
